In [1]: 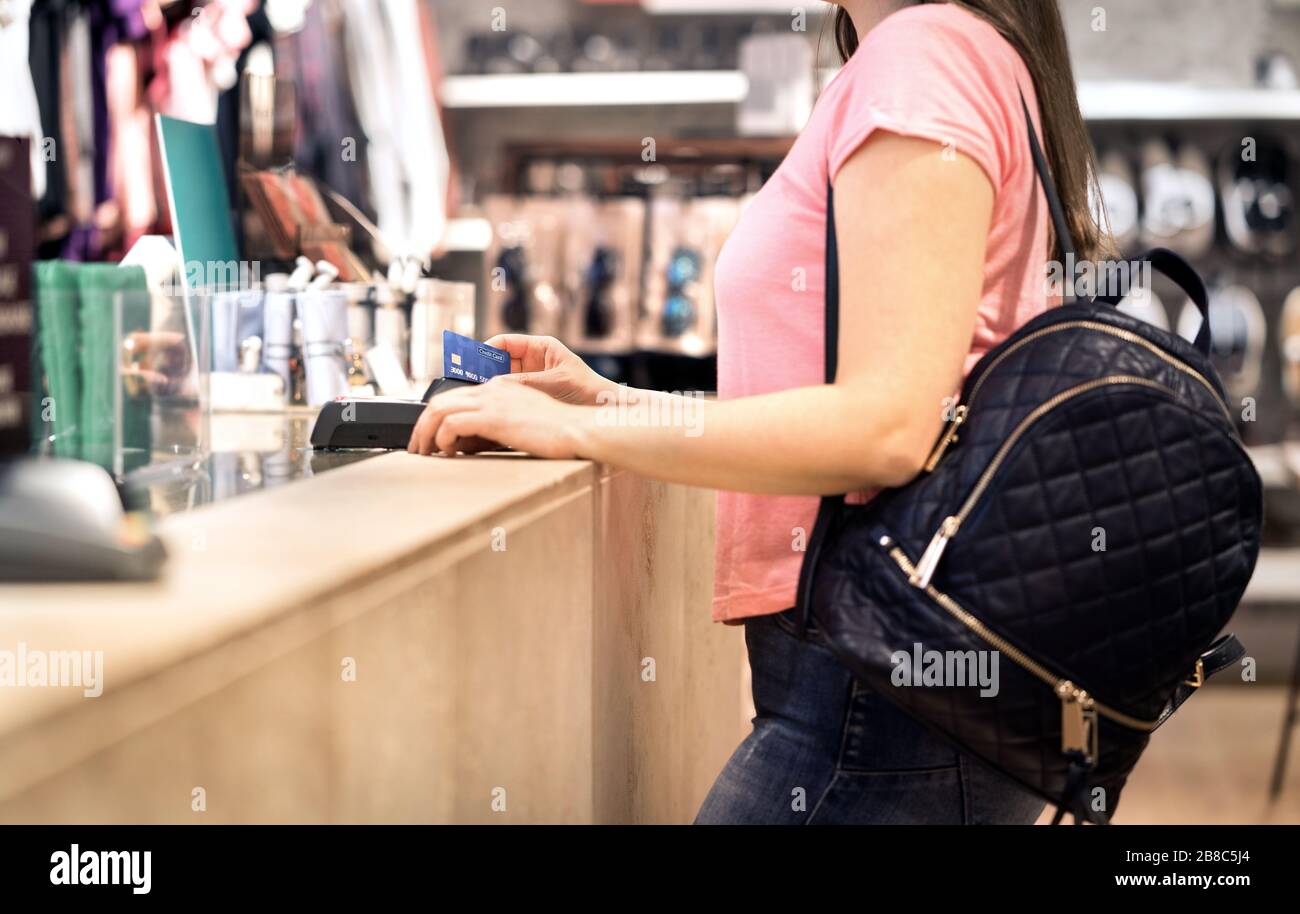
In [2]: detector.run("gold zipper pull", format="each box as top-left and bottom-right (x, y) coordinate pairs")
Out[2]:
(1058, 681), (1099, 764)
(909, 515), (960, 589)
(923, 405), (968, 472)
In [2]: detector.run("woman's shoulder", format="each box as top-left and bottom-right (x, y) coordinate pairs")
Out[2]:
(830, 2), (1026, 95)
(820, 3), (1031, 187)
(827, 3), (1028, 116)
(859, 2), (1018, 56)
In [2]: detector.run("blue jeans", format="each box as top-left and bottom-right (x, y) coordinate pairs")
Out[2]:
(695, 608), (1047, 824)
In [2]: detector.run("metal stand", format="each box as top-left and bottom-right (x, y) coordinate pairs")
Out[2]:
(1269, 616), (1300, 799)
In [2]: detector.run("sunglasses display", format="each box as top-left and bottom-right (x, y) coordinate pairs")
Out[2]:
(496, 245), (532, 334)
(661, 246), (702, 339)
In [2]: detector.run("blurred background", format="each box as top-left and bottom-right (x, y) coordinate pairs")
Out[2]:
(3, 0), (1300, 823)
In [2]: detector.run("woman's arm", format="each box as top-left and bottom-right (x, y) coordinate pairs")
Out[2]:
(410, 131), (994, 496)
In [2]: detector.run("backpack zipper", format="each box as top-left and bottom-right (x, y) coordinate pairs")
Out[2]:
(882, 537), (1159, 761)
(911, 376), (1178, 590)
(923, 320), (1232, 472)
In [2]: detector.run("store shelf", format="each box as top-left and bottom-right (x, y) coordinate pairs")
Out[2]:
(445, 70), (1300, 122)
(441, 70), (748, 109)
(440, 217), (493, 253)
(644, 0), (831, 12)
(1243, 547), (1300, 605)
(503, 135), (793, 162)
(498, 136), (793, 193)
(1078, 81), (1300, 121)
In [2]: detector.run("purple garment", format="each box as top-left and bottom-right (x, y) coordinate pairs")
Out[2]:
(60, 224), (101, 262)
(108, 0), (149, 41)
(87, 0), (147, 208)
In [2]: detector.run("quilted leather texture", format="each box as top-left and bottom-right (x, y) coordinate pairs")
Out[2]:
(803, 291), (1263, 821)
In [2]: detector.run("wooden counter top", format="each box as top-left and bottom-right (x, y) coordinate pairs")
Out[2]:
(0, 452), (592, 733)
(0, 451), (746, 823)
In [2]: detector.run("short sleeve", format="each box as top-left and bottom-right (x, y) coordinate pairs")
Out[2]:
(824, 5), (1024, 192)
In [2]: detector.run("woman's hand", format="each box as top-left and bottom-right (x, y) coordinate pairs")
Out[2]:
(484, 334), (618, 405)
(406, 375), (592, 458)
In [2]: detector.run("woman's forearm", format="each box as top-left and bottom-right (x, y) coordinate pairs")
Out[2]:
(570, 383), (937, 496)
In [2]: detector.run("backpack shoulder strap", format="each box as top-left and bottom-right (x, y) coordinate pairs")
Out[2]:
(1018, 89), (1077, 263)
(792, 182), (844, 635)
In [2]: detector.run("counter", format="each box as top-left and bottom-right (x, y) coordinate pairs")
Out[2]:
(0, 451), (747, 823)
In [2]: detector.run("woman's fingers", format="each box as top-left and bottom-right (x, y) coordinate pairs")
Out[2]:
(407, 387), (481, 455)
(434, 409), (500, 455)
(496, 368), (557, 394)
(482, 334), (527, 373)
(433, 412), (466, 454)
(406, 411), (424, 454)
(405, 375), (580, 460)
(453, 434), (503, 454)
(482, 333), (531, 353)
(483, 333), (552, 374)
(408, 408), (436, 455)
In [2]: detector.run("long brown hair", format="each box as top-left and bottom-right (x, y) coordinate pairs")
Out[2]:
(834, 1), (1111, 262)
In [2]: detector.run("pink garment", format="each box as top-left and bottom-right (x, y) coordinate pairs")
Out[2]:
(712, 3), (1052, 623)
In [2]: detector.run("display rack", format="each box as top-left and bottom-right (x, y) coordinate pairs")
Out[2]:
(498, 136), (793, 195)
(441, 70), (749, 109)
(443, 74), (1300, 122)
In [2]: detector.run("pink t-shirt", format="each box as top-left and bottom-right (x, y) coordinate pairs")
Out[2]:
(712, 3), (1052, 623)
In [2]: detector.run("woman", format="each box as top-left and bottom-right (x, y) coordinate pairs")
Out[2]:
(409, 0), (1109, 824)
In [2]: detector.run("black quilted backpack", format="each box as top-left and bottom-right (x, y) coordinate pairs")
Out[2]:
(794, 97), (1263, 824)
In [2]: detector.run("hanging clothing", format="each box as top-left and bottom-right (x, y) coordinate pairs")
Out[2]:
(155, 0), (255, 124)
(106, 39), (155, 249)
(0, 0), (49, 199)
(59, 13), (101, 263)
(28, 0), (68, 228)
(289, 0), (371, 218)
(337, 0), (450, 261)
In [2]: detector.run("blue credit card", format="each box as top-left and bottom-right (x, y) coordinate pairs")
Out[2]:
(443, 330), (510, 384)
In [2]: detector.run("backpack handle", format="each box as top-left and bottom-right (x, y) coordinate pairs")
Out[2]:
(1094, 247), (1213, 355)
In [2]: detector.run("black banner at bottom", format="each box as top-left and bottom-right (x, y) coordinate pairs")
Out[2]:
(0, 824), (1284, 899)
